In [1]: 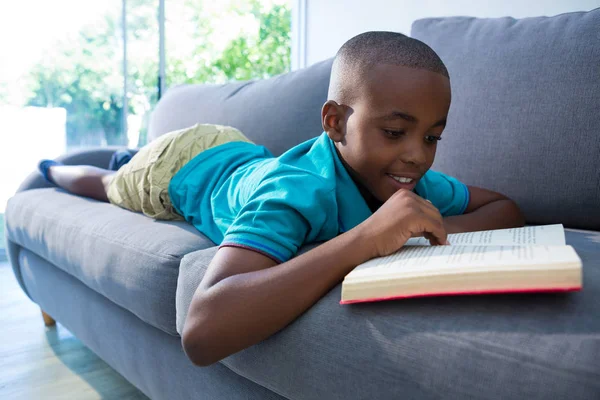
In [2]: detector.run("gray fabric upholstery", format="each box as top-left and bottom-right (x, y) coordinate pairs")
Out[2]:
(18, 248), (284, 400)
(6, 188), (212, 336)
(411, 9), (600, 231)
(175, 229), (600, 399)
(148, 58), (333, 156)
(5, 229), (27, 301)
(8, 147), (139, 299)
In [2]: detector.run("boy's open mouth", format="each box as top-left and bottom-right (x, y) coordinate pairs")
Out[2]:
(386, 173), (419, 191)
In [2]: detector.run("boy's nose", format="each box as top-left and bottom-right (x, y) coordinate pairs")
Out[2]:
(399, 142), (427, 166)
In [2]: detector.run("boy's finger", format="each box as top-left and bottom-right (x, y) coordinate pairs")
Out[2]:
(425, 233), (450, 246)
(419, 199), (444, 220)
(404, 190), (437, 214)
(423, 232), (442, 245)
(416, 196), (437, 212)
(425, 217), (448, 246)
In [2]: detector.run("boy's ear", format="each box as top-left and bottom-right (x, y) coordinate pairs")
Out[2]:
(321, 100), (347, 142)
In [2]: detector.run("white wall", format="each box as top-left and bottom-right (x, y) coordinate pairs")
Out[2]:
(304, 0), (600, 66)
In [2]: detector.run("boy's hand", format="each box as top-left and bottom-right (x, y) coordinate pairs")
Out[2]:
(357, 189), (449, 258)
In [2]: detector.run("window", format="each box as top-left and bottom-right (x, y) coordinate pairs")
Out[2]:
(0, 0), (123, 261)
(0, 0), (291, 260)
(166, 0), (291, 87)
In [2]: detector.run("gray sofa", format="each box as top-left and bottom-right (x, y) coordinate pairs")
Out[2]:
(5, 10), (600, 400)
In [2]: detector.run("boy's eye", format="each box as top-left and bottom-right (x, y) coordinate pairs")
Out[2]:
(383, 129), (405, 138)
(425, 135), (442, 144)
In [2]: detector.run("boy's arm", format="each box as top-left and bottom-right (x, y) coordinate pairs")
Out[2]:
(182, 233), (369, 367)
(182, 189), (448, 367)
(443, 185), (525, 234)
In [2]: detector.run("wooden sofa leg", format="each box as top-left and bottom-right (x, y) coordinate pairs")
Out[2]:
(41, 310), (56, 327)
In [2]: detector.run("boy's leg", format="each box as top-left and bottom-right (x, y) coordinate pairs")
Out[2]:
(47, 165), (115, 202)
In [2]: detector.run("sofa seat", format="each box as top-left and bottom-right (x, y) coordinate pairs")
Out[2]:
(6, 188), (214, 336)
(175, 228), (600, 399)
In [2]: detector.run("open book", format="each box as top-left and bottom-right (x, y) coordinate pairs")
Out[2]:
(340, 224), (582, 304)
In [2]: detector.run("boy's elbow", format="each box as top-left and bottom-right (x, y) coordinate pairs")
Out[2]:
(488, 190), (525, 228)
(182, 317), (223, 367)
(181, 294), (226, 367)
(506, 198), (526, 227)
(181, 333), (212, 367)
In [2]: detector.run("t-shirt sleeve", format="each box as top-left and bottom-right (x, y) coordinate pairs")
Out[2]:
(414, 170), (470, 216)
(220, 174), (332, 263)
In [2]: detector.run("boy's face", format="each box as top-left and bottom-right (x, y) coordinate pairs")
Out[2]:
(326, 64), (451, 205)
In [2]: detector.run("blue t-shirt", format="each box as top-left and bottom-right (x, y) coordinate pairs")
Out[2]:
(168, 132), (469, 263)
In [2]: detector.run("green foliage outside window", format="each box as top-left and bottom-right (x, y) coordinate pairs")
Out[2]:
(20, 0), (290, 149)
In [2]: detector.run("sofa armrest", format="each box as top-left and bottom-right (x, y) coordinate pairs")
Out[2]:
(16, 146), (139, 193)
(176, 246), (219, 335)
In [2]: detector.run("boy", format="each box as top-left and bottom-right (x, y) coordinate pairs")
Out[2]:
(39, 32), (524, 366)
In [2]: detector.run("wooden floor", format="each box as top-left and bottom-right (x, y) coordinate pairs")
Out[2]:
(0, 262), (149, 399)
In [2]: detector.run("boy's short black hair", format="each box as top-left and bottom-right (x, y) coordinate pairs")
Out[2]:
(328, 31), (449, 104)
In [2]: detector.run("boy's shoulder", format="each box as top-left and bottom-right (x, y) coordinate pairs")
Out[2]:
(244, 132), (336, 191)
(248, 160), (334, 195)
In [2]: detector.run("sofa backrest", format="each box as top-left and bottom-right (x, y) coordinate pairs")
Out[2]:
(148, 58), (333, 157)
(411, 9), (600, 231)
(149, 9), (599, 231)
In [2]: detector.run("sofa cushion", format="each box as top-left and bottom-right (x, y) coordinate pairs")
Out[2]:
(147, 58), (333, 157)
(175, 228), (600, 399)
(410, 10), (600, 231)
(6, 188), (214, 336)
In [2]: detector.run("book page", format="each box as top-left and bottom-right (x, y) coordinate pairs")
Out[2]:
(404, 224), (565, 247)
(347, 244), (580, 278)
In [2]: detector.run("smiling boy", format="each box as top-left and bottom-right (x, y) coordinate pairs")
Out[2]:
(180, 32), (523, 366)
(39, 32), (524, 366)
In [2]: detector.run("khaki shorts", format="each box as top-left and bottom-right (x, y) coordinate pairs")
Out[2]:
(107, 123), (253, 220)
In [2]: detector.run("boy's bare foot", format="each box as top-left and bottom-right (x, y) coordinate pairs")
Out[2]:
(38, 159), (62, 184)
